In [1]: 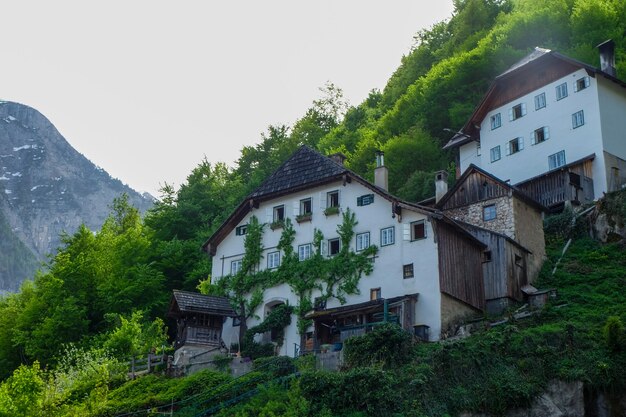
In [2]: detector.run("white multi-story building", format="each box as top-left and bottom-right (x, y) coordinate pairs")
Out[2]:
(203, 146), (487, 355)
(444, 40), (626, 208)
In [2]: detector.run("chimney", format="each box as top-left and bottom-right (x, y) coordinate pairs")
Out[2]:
(435, 170), (449, 203)
(597, 39), (616, 77)
(374, 150), (388, 191)
(330, 152), (347, 165)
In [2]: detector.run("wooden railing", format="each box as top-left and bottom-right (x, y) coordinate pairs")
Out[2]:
(517, 170), (594, 208)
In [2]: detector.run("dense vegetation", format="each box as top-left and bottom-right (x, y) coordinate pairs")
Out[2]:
(2, 0), (626, 415)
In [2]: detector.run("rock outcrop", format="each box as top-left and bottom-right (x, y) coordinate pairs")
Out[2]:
(0, 101), (152, 292)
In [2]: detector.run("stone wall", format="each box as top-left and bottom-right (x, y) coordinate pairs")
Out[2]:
(440, 293), (480, 338)
(445, 196), (516, 239)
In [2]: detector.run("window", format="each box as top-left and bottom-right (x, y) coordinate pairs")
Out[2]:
(507, 137), (524, 155)
(299, 198), (312, 215)
(483, 204), (497, 221)
(273, 205), (285, 222)
(235, 225), (248, 236)
(356, 232), (370, 251)
(370, 288), (381, 300)
(490, 113), (501, 130)
(380, 227), (395, 246)
(509, 103), (526, 121)
(572, 110), (585, 129)
(515, 254), (523, 267)
(483, 250), (492, 263)
(548, 150), (566, 170)
(267, 251), (280, 269)
(411, 220), (426, 240)
(403, 263), (414, 279)
(531, 127), (549, 145)
(231, 259), (243, 275)
(556, 82), (568, 100)
(328, 238), (340, 256)
(534, 92), (546, 110)
(574, 76), (589, 92)
(356, 194), (374, 206)
(298, 244), (312, 261)
(327, 190), (339, 208)
(490, 146), (501, 163)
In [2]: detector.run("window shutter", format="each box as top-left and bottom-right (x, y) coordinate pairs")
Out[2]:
(265, 208), (272, 224)
(508, 108), (514, 121)
(521, 103), (527, 116)
(573, 81), (578, 92)
(518, 137), (524, 151)
(544, 127), (550, 140)
(357, 196), (363, 206)
(531, 131), (536, 145)
(403, 224), (410, 241)
(506, 142), (511, 155)
(293, 201), (299, 216)
(320, 241), (328, 256)
(584, 76), (590, 88)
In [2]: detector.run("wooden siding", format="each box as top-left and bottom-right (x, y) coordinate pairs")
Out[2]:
(436, 221), (485, 310)
(516, 165), (594, 207)
(467, 227), (528, 301)
(179, 325), (222, 347)
(441, 171), (509, 210)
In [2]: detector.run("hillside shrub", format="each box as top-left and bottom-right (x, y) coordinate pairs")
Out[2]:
(603, 316), (625, 352)
(344, 323), (414, 369)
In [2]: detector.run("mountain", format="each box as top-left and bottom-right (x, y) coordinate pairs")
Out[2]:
(0, 101), (153, 292)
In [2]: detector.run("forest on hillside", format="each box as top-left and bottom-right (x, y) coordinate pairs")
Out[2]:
(1, 0), (626, 414)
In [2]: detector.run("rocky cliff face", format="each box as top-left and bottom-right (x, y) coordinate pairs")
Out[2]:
(0, 101), (153, 292)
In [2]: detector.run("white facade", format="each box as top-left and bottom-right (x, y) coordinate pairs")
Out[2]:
(459, 67), (626, 197)
(211, 179), (443, 355)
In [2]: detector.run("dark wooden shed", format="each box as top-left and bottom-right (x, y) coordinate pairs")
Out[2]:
(168, 290), (236, 349)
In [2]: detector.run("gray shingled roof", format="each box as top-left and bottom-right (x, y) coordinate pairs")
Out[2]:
(250, 145), (348, 199)
(170, 290), (236, 317)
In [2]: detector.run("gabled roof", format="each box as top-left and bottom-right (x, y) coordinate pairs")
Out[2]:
(436, 164), (546, 212)
(168, 290), (236, 318)
(203, 145), (436, 254)
(444, 47), (626, 150)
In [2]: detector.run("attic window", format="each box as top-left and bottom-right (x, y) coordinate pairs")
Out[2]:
(235, 225), (248, 236)
(534, 92), (546, 110)
(574, 76), (589, 92)
(410, 220), (426, 241)
(357, 194), (374, 206)
(490, 113), (501, 130)
(556, 82), (568, 100)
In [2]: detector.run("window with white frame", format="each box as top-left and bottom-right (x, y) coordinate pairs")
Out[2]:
(574, 76), (589, 92)
(356, 232), (370, 251)
(483, 204), (497, 221)
(548, 150), (566, 170)
(556, 82), (568, 100)
(490, 146), (501, 163)
(267, 251), (280, 269)
(298, 244), (312, 261)
(327, 190), (339, 208)
(531, 127), (549, 145)
(534, 92), (546, 110)
(235, 225), (248, 236)
(299, 198), (312, 215)
(490, 113), (501, 130)
(328, 238), (340, 256)
(380, 227), (395, 246)
(572, 110), (585, 128)
(273, 205), (285, 222)
(231, 259), (243, 275)
(509, 103), (526, 121)
(506, 137), (524, 155)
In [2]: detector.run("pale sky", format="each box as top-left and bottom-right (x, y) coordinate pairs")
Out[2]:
(0, 1), (454, 196)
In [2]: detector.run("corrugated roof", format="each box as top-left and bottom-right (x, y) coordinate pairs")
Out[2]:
(169, 290), (236, 317)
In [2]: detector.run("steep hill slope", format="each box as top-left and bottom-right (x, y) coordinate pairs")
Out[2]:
(0, 101), (153, 292)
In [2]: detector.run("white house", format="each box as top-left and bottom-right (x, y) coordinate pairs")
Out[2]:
(203, 146), (486, 356)
(444, 40), (626, 208)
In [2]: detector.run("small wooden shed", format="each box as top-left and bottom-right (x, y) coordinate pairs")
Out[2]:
(168, 290), (236, 349)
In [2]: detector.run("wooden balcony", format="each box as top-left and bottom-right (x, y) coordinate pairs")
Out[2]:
(516, 169), (594, 208)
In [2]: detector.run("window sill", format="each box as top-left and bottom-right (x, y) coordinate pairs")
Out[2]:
(296, 213), (312, 223)
(270, 221), (284, 230)
(324, 207), (340, 216)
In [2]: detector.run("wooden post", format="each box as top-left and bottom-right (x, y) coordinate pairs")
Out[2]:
(148, 353), (153, 373)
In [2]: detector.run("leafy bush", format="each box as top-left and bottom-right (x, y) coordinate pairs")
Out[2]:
(603, 316), (625, 352)
(344, 323), (414, 369)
